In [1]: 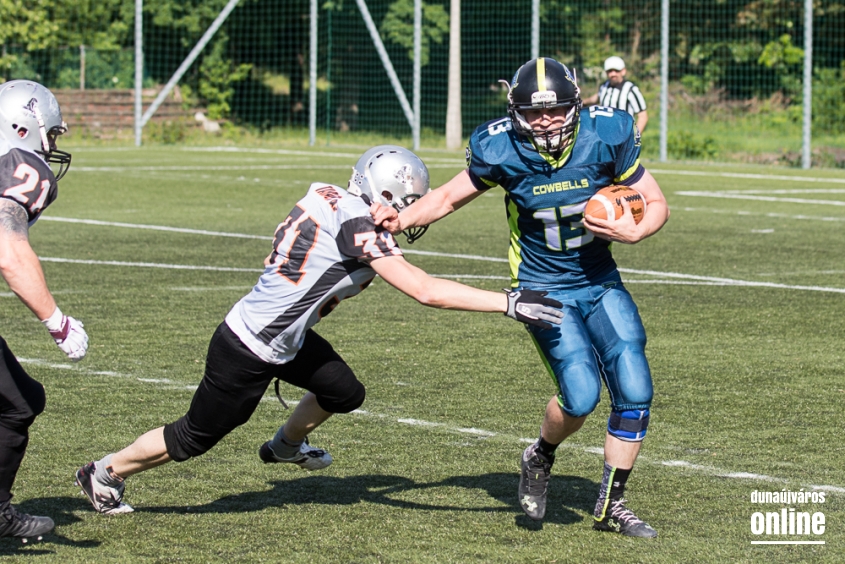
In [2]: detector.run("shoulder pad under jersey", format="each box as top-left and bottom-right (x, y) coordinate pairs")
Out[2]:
(469, 117), (519, 167)
(583, 108), (636, 147)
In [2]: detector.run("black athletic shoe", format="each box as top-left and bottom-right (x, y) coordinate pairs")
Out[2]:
(593, 498), (657, 538)
(518, 442), (554, 520)
(0, 501), (54, 543)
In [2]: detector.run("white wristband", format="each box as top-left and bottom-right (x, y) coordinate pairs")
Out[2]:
(41, 307), (64, 331)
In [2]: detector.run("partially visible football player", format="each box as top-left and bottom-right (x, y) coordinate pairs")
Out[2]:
(0, 80), (88, 541)
(371, 58), (669, 537)
(74, 145), (563, 514)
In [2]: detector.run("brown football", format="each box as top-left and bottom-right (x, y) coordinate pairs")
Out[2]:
(584, 185), (646, 224)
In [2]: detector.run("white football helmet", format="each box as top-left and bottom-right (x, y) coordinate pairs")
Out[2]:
(348, 145), (431, 243)
(0, 80), (71, 180)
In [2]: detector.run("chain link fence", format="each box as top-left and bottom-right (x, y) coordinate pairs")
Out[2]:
(2, 0), (843, 166)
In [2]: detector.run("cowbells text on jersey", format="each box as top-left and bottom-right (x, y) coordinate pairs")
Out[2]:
(533, 179), (590, 195)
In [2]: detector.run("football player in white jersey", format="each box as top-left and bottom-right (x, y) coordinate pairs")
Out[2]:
(0, 80), (87, 542)
(75, 145), (563, 515)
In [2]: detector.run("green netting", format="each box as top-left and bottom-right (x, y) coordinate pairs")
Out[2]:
(1, 1), (843, 163)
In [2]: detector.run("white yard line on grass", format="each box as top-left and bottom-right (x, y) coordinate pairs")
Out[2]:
(72, 163), (463, 173)
(676, 191), (845, 206)
(33, 254), (845, 293)
(650, 168), (845, 185)
(39, 256), (261, 273)
(677, 206), (845, 223)
(39, 216), (272, 239)
(17, 356), (843, 493)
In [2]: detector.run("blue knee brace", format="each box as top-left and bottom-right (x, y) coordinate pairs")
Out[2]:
(607, 409), (650, 442)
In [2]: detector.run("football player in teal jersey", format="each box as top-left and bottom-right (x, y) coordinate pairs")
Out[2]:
(372, 57), (669, 537)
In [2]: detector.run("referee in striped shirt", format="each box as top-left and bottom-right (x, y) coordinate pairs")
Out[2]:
(583, 56), (649, 134)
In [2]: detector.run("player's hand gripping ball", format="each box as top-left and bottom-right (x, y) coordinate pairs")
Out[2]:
(585, 185), (646, 224)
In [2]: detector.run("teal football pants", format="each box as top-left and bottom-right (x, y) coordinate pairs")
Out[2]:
(524, 275), (653, 418)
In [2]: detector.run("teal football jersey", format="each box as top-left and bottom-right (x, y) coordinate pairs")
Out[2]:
(466, 107), (644, 287)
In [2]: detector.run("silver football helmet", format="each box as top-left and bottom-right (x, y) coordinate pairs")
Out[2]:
(348, 145), (431, 243)
(0, 80), (71, 180)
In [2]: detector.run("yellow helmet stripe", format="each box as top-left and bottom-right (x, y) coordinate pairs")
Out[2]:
(536, 58), (546, 91)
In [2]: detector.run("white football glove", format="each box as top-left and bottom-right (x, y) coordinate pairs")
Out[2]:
(42, 308), (89, 361)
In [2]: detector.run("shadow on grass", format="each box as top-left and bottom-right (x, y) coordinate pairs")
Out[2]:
(140, 472), (599, 529)
(0, 496), (102, 555)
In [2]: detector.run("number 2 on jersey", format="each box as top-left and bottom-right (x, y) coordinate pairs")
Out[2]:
(534, 202), (594, 251)
(3, 163), (51, 214)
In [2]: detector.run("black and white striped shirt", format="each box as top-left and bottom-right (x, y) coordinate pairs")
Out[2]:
(597, 80), (647, 117)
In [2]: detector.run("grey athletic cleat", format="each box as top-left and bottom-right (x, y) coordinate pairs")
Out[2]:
(593, 498), (657, 538)
(0, 500), (54, 543)
(518, 442), (554, 520)
(259, 438), (333, 470)
(75, 462), (134, 515)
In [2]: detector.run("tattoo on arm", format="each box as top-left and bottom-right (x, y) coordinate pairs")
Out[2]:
(0, 199), (29, 241)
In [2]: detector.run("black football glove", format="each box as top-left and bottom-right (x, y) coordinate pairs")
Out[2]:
(504, 289), (564, 330)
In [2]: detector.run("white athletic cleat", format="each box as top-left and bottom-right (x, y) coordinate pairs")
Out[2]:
(75, 462), (134, 515)
(259, 438), (333, 471)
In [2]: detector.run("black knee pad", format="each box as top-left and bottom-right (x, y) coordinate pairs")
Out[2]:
(163, 418), (221, 462)
(313, 361), (365, 414)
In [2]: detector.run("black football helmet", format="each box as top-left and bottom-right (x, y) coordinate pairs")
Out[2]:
(506, 58), (582, 155)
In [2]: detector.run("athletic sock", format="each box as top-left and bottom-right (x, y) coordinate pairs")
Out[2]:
(594, 462), (632, 518)
(536, 436), (560, 458)
(94, 454), (124, 487)
(268, 427), (303, 459)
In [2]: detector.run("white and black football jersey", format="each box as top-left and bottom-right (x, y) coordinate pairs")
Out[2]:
(225, 183), (402, 364)
(597, 80), (647, 117)
(0, 137), (58, 225)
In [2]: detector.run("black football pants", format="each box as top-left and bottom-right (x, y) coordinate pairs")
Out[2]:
(163, 322), (365, 461)
(0, 336), (46, 503)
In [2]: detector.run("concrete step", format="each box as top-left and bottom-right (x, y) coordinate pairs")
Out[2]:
(53, 88), (203, 139)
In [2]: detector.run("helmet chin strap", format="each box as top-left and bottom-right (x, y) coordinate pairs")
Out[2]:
(32, 101), (51, 154)
(362, 168), (387, 207)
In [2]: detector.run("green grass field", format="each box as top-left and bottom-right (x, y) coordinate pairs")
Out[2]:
(0, 144), (842, 562)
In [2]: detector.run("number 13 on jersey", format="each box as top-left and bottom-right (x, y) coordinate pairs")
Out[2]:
(533, 202), (594, 251)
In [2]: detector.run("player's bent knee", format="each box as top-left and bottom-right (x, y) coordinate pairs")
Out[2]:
(558, 374), (601, 418)
(163, 419), (221, 462)
(562, 393), (601, 418)
(316, 379), (365, 414)
(311, 361), (366, 414)
(611, 348), (653, 406)
(0, 386), (45, 432)
(607, 409), (650, 442)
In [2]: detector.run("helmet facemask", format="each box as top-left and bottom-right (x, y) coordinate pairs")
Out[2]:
(510, 100), (581, 155)
(36, 107), (71, 181)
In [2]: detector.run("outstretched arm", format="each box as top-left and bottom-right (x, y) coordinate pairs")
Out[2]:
(369, 255), (563, 329)
(371, 169), (484, 235)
